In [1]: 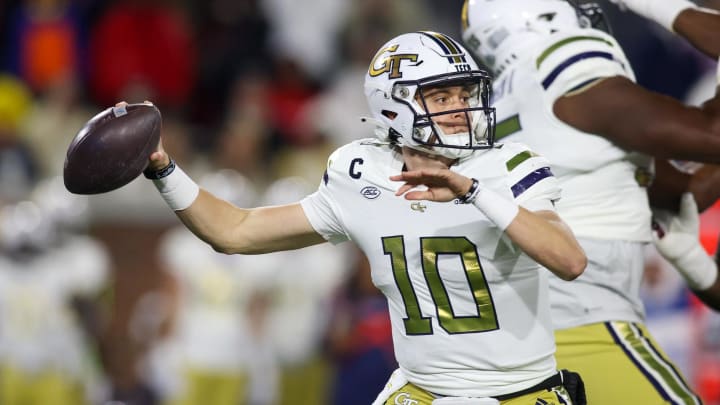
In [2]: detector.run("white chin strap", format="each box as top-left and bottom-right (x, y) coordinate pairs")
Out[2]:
(360, 116), (394, 144)
(428, 131), (476, 160)
(425, 110), (487, 160)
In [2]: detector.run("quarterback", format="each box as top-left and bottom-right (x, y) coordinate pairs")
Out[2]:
(462, 0), (720, 404)
(131, 31), (587, 404)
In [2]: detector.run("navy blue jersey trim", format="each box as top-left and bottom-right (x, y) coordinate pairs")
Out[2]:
(541, 51), (614, 89)
(511, 167), (553, 198)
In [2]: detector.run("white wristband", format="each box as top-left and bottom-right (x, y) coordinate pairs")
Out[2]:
(151, 164), (200, 211)
(470, 186), (520, 231)
(670, 244), (718, 290)
(623, 0), (695, 31)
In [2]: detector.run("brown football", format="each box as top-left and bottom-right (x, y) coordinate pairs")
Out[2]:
(63, 103), (162, 194)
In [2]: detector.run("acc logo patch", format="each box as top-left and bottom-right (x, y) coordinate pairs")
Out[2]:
(361, 186), (381, 199)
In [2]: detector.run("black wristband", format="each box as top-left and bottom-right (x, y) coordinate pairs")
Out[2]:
(143, 158), (176, 179)
(458, 178), (480, 204)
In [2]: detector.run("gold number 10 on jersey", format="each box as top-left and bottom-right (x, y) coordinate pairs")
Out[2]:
(382, 236), (499, 335)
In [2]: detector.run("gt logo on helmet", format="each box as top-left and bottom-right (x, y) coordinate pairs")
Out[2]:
(368, 44), (419, 79)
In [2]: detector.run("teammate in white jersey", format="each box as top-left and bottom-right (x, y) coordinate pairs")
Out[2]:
(461, 0), (720, 403)
(598, 0), (720, 215)
(0, 181), (110, 405)
(124, 31), (587, 404)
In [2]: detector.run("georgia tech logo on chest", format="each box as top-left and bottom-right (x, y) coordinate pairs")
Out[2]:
(368, 44), (418, 79)
(410, 202), (426, 212)
(394, 392), (419, 405)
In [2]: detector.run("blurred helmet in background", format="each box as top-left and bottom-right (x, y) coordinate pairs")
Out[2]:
(0, 74), (33, 135)
(0, 200), (57, 255)
(199, 169), (259, 208)
(261, 176), (314, 206)
(31, 176), (90, 236)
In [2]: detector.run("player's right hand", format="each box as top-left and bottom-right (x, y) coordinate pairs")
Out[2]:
(147, 139), (170, 172)
(114, 100), (170, 172)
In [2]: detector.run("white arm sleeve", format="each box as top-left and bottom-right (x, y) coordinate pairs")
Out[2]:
(607, 0), (696, 31)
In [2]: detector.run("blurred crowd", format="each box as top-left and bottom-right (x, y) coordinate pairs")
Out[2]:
(0, 0), (719, 404)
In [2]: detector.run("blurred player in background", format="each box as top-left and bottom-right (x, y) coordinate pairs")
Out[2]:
(132, 30), (588, 404)
(461, 0), (720, 403)
(0, 73), (38, 203)
(152, 169), (265, 405)
(153, 172), (349, 405)
(254, 176), (350, 405)
(0, 177), (110, 405)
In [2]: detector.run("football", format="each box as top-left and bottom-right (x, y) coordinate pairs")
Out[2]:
(63, 102), (162, 194)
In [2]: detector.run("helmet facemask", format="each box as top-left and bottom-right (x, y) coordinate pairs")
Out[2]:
(568, 0), (613, 34)
(390, 71), (496, 161)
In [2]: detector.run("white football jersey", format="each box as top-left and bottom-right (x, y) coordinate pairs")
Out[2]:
(489, 28), (652, 327)
(263, 242), (350, 366)
(301, 139), (560, 397)
(0, 236), (109, 376)
(160, 227), (258, 371)
(160, 226), (349, 370)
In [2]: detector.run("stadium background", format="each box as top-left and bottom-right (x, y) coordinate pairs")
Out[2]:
(0, 0), (719, 404)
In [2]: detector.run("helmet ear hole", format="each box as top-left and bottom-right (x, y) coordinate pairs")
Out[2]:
(382, 110), (398, 120)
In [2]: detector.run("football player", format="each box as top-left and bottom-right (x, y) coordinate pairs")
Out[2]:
(152, 169), (262, 405)
(461, 0), (720, 403)
(0, 179), (110, 405)
(132, 31), (587, 404)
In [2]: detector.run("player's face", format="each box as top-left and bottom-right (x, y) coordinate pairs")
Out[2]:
(417, 85), (473, 135)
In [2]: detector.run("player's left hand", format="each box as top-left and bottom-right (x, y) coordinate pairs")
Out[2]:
(653, 192), (719, 294)
(390, 169), (473, 202)
(652, 192), (700, 260)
